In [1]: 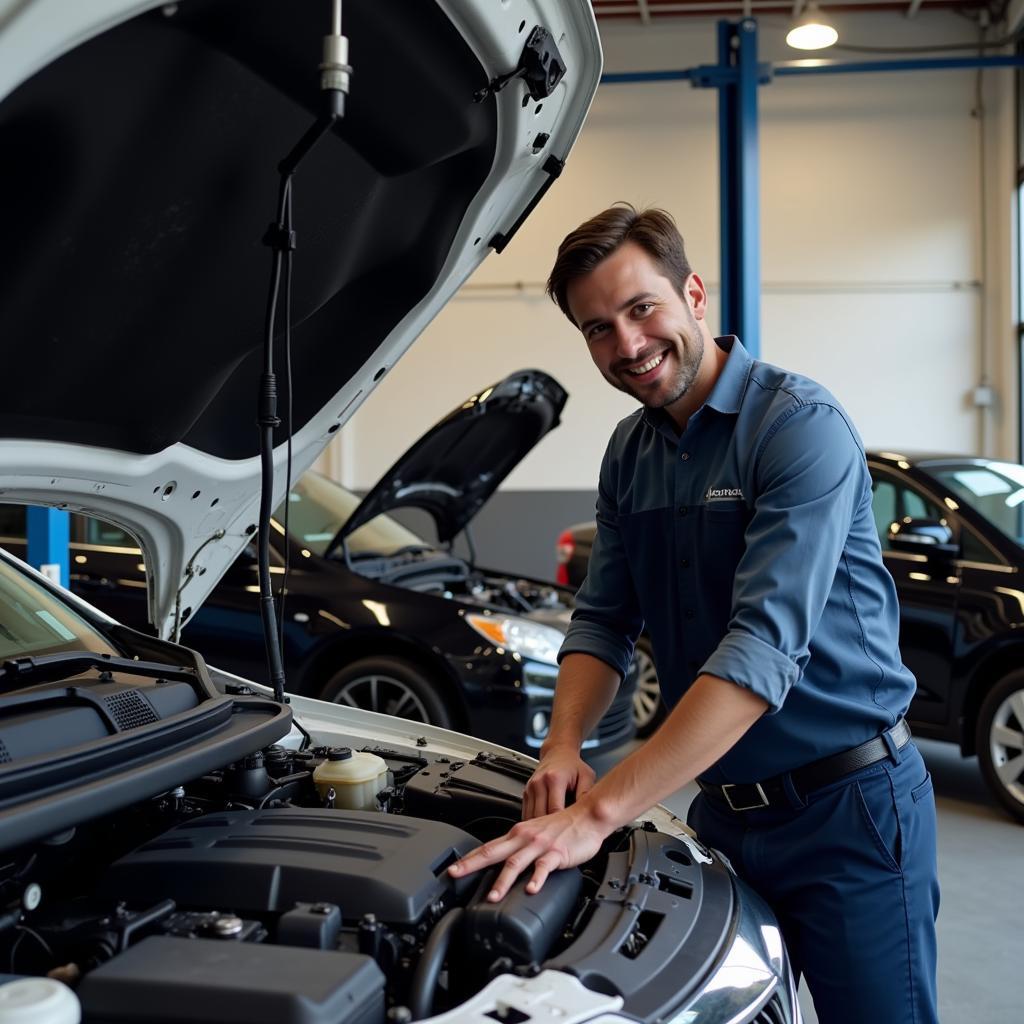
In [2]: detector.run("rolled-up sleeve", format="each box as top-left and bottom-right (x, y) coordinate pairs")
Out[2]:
(701, 402), (866, 711)
(558, 448), (644, 681)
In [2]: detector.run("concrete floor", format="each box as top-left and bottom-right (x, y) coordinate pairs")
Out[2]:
(592, 736), (1021, 1023)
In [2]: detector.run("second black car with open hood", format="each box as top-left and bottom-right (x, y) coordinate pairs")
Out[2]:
(0, 369), (637, 756)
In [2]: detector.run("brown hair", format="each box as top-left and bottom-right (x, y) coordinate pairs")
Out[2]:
(546, 204), (693, 325)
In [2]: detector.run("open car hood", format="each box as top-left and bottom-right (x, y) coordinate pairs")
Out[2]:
(0, 0), (601, 638)
(335, 368), (567, 548)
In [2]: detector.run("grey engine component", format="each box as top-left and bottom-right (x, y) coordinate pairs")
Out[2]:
(77, 936), (384, 1024)
(99, 808), (479, 925)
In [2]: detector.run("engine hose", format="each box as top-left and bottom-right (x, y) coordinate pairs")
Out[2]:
(407, 907), (465, 1020)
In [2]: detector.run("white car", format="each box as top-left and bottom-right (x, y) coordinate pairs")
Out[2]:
(0, 2), (800, 1023)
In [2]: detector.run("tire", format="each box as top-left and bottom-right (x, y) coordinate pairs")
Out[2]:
(631, 637), (666, 739)
(319, 655), (454, 729)
(975, 668), (1024, 825)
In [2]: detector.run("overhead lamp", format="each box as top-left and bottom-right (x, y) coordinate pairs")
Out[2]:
(786, 2), (838, 51)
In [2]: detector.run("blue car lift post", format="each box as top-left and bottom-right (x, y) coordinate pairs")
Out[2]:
(27, 506), (69, 588)
(600, 22), (1024, 360)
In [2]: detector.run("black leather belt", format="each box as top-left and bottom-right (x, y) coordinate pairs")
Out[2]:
(698, 719), (911, 812)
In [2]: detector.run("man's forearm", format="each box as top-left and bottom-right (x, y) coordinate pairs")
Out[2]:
(580, 673), (769, 827)
(541, 653), (622, 754)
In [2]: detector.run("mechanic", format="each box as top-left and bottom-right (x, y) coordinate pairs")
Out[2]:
(449, 204), (940, 1024)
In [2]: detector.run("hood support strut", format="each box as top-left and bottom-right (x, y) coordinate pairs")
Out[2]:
(257, 1), (351, 705)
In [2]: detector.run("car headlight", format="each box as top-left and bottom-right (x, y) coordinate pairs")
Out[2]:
(465, 613), (565, 666)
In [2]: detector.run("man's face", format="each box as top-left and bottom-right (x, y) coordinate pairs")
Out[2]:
(566, 241), (705, 412)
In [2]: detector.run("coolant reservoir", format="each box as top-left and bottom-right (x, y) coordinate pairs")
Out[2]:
(313, 747), (388, 810)
(0, 978), (81, 1024)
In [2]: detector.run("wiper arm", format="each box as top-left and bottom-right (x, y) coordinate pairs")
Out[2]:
(0, 652), (197, 691)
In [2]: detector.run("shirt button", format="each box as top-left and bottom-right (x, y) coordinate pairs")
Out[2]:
(680, 452), (690, 462)
(680, 557), (690, 568)
(678, 506), (688, 516)
(684, 608), (696, 620)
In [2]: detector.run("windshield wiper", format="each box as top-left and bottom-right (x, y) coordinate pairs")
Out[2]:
(0, 652), (198, 691)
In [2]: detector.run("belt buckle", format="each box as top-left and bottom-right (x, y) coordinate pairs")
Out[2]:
(722, 782), (769, 811)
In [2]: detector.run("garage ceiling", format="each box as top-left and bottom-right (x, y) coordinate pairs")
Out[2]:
(591, 0), (999, 21)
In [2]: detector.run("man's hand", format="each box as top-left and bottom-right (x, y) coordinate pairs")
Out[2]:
(450, 675), (768, 903)
(522, 744), (596, 819)
(448, 803), (609, 902)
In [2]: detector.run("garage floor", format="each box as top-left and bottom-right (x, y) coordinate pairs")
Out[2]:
(592, 737), (1020, 1023)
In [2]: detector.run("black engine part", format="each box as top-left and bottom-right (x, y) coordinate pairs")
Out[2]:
(99, 808), (478, 925)
(463, 867), (583, 968)
(401, 753), (530, 834)
(77, 935), (385, 1024)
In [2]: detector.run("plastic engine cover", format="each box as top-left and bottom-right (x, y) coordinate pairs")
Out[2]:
(99, 808), (479, 925)
(77, 936), (384, 1024)
(464, 868), (583, 967)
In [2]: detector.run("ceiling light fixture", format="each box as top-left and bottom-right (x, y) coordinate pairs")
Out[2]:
(786, 1), (838, 51)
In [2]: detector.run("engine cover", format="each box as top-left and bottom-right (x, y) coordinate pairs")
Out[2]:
(100, 808), (478, 925)
(78, 936), (384, 1024)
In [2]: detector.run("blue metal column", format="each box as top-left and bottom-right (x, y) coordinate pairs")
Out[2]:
(600, 43), (1024, 359)
(716, 19), (761, 356)
(27, 507), (70, 587)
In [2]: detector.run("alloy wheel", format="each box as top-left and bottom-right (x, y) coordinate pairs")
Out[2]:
(987, 686), (1024, 808)
(333, 673), (432, 722)
(632, 645), (662, 731)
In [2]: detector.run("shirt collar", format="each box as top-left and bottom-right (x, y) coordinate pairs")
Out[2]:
(703, 335), (752, 415)
(642, 336), (753, 433)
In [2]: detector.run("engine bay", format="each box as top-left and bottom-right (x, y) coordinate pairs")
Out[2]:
(348, 545), (572, 617)
(0, 729), (732, 1024)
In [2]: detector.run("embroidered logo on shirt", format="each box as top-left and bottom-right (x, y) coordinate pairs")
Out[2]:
(705, 486), (744, 502)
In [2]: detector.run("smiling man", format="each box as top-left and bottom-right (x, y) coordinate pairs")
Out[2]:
(449, 204), (939, 1024)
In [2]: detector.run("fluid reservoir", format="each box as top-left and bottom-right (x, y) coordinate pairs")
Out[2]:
(0, 978), (81, 1024)
(313, 748), (388, 811)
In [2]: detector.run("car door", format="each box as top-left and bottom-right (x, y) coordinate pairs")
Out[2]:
(870, 467), (958, 726)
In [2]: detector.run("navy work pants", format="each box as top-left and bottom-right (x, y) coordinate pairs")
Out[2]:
(689, 742), (940, 1024)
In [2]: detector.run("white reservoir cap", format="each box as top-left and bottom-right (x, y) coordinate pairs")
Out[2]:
(0, 979), (81, 1024)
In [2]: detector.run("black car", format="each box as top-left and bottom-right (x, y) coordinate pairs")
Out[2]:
(0, 370), (636, 758)
(557, 451), (1024, 823)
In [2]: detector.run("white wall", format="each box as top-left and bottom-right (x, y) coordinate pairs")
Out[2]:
(321, 10), (1018, 491)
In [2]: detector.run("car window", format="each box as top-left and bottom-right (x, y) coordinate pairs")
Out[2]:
(871, 480), (898, 550)
(902, 489), (937, 520)
(277, 472), (428, 558)
(870, 472), (944, 552)
(926, 461), (1024, 549)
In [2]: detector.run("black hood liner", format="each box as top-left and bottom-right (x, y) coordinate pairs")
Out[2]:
(336, 369), (568, 547)
(0, 0), (496, 459)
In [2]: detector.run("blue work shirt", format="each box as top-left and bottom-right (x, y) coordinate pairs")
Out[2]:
(560, 336), (917, 783)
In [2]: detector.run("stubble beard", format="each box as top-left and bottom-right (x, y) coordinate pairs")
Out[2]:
(612, 330), (705, 410)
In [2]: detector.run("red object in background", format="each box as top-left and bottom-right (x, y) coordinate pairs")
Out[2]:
(555, 529), (574, 586)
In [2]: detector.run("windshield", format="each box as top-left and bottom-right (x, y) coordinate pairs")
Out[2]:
(275, 472), (430, 558)
(0, 553), (117, 661)
(926, 461), (1024, 548)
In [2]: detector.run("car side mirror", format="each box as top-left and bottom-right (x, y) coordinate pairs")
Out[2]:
(888, 518), (958, 556)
